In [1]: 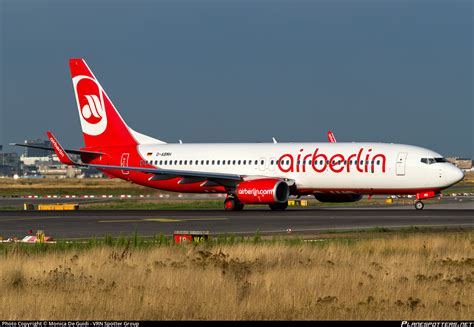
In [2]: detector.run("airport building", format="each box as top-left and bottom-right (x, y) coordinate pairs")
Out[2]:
(446, 157), (473, 171)
(17, 139), (104, 179)
(0, 151), (21, 177)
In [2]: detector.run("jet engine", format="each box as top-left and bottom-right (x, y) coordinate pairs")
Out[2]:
(236, 179), (289, 204)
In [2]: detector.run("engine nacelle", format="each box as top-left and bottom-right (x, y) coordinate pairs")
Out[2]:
(236, 179), (289, 204)
(314, 193), (363, 203)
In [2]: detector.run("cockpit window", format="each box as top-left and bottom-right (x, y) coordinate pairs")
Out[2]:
(421, 157), (447, 164)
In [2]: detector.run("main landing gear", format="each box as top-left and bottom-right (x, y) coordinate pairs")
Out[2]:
(269, 202), (289, 211)
(224, 197), (244, 211)
(414, 201), (424, 210)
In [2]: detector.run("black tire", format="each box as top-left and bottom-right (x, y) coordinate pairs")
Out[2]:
(269, 201), (288, 211)
(224, 198), (236, 211)
(414, 201), (424, 210)
(224, 198), (244, 211)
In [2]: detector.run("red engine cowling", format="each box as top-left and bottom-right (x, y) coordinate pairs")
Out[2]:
(236, 179), (289, 204)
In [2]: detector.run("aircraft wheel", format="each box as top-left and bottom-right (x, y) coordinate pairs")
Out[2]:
(414, 201), (424, 210)
(269, 201), (288, 211)
(224, 198), (236, 211)
(224, 198), (244, 211)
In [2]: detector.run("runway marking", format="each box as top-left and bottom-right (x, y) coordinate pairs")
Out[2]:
(145, 218), (183, 222)
(98, 217), (228, 223)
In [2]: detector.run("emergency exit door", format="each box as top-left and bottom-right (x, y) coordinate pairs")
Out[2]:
(396, 152), (407, 176)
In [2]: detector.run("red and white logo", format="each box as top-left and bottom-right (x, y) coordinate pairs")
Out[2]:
(72, 75), (107, 136)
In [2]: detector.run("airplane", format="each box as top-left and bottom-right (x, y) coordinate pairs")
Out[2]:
(12, 58), (464, 211)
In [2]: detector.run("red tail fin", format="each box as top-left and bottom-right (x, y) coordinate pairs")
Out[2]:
(70, 58), (158, 148)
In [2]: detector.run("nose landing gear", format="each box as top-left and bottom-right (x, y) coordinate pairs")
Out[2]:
(414, 200), (424, 210)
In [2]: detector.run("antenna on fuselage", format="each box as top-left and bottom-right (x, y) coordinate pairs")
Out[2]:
(272, 137), (277, 144)
(179, 140), (183, 144)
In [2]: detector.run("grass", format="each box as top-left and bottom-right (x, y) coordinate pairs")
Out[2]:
(0, 178), (156, 196)
(0, 231), (472, 320)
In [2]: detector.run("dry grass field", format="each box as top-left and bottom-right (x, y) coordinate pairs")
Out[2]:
(0, 232), (472, 320)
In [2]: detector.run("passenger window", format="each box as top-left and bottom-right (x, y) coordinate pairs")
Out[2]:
(179, 160), (182, 165)
(159, 160), (162, 165)
(206, 160), (209, 165)
(217, 160), (220, 165)
(261, 160), (264, 165)
(233, 160), (236, 165)
(184, 160), (188, 165)
(222, 160), (225, 165)
(243, 160), (247, 165)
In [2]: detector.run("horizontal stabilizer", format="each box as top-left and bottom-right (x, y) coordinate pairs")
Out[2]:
(10, 143), (102, 156)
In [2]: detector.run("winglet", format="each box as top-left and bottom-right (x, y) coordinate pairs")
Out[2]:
(46, 131), (76, 165)
(327, 130), (337, 143)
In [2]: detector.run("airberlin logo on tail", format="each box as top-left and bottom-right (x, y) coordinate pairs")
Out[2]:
(72, 75), (107, 136)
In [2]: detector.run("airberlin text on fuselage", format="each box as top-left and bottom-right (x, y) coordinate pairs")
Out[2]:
(277, 148), (386, 174)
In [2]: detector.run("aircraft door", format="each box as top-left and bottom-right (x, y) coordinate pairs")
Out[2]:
(396, 152), (407, 176)
(121, 153), (130, 176)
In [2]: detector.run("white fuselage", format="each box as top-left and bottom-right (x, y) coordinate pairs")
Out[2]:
(137, 142), (464, 194)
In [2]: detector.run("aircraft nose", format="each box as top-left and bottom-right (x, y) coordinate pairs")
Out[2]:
(447, 165), (464, 185)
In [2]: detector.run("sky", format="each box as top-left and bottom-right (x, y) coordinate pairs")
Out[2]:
(1, 0), (472, 158)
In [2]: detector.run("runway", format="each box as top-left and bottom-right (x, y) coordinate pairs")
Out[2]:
(0, 202), (472, 239)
